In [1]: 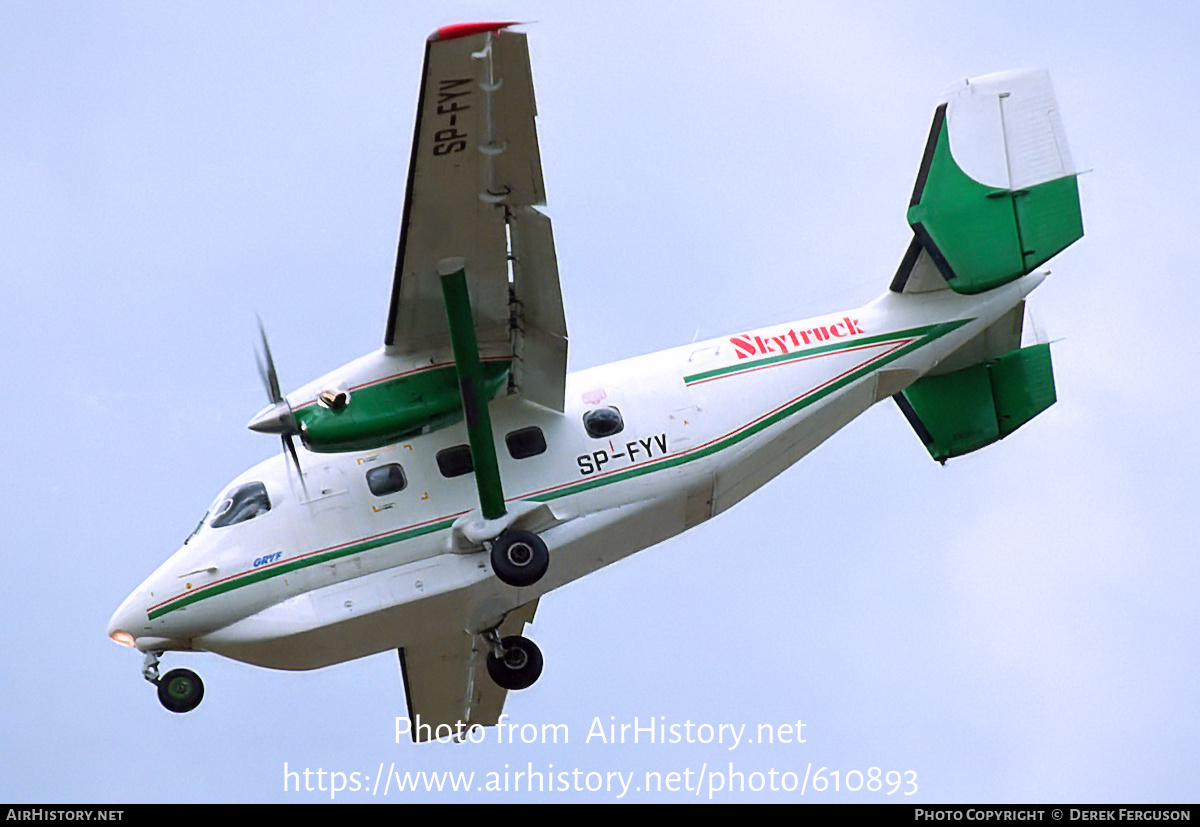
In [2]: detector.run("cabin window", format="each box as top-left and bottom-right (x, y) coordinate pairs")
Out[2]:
(583, 406), (624, 438)
(437, 445), (474, 478)
(366, 463), (407, 496)
(506, 426), (547, 459)
(209, 482), (271, 529)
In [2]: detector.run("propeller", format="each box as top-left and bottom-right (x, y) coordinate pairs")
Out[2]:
(248, 317), (306, 493)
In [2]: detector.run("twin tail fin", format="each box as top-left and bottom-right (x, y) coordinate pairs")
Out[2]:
(892, 69), (1082, 296)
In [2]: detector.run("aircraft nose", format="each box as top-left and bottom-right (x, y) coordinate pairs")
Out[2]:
(107, 589), (146, 649)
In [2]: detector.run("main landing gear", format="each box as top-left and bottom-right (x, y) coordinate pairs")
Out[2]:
(143, 651), (205, 714)
(482, 630), (543, 690)
(489, 529), (549, 588)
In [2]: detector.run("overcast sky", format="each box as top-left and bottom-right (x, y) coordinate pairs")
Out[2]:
(3, 1), (1198, 803)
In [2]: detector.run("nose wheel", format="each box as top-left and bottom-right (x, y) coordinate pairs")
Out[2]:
(142, 651), (205, 713)
(157, 668), (205, 713)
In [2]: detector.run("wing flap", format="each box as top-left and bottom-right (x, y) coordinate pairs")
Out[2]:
(511, 206), (567, 411)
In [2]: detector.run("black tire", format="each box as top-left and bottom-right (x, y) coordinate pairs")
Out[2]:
(490, 529), (549, 587)
(157, 668), (204, 713)
(486, 635), (543, 690)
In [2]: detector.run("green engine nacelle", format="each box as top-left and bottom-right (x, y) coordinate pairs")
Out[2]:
(894, 344), (1056, 463)
(294, 361), (510, 453)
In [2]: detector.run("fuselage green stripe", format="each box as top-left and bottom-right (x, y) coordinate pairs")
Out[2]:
(150, 318), (970, 620)
(533, 320), (969, 500)
(148, 517), (457, 620)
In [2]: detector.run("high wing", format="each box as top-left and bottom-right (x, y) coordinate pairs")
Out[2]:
(384, 23), (567, 412)
(397, 600), (538, 741)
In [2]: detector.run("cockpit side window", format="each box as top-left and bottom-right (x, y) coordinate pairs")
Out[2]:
(210, 482), (271, 528)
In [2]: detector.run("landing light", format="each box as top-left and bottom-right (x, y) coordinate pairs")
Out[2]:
(110, 630), (136, 648)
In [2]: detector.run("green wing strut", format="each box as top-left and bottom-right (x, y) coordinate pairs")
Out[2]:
(439, 259), (507, 520)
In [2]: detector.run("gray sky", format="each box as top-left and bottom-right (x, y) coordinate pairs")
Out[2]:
(3, 1), (1198, 803)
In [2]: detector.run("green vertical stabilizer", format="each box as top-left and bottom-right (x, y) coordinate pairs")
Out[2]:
(907, 105), (1082, 294)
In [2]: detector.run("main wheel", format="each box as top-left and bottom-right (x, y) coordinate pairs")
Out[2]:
(490, 530), (549, 587)
(157, 668), (204, 713)
(486, 635), (543, 690)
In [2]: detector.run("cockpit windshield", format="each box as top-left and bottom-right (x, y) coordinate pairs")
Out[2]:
(209, 481), (271, 529)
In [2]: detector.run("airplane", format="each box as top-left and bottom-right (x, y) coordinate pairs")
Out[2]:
(107, 22), (1083, 740)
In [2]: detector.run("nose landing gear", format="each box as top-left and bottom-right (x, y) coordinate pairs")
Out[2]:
(157, 668), (205, 713)
(143, 651), (205, 714)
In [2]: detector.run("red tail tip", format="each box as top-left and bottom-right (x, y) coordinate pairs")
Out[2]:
(430, 22), (519, 42)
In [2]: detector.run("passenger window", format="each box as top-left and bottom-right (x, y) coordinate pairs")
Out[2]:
(437, 445), (474, 478)
(583, 406), (624, 438)
(210, 482), (270, 529)
(506, 426), (547, 459)
(366, 463), (407, 496)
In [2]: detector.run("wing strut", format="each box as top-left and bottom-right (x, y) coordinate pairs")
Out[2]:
(439, 258), (506, 520)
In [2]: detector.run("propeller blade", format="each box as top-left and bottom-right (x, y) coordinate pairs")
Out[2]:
(249, 316), (299, 437)
(251, 317), (305, 495)
(283, 434), (307, 497)
(256, 316), (283, 403)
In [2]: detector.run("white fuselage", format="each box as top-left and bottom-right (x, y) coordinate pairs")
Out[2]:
(107, 276), (1040, 671)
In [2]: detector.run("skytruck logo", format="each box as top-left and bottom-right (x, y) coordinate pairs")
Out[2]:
(729, 317), (865, 360)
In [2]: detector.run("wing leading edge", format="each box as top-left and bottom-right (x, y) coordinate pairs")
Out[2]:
(385, 25), (566, 412)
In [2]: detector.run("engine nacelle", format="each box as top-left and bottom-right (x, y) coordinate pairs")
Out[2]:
(293, 361), (510, 452)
